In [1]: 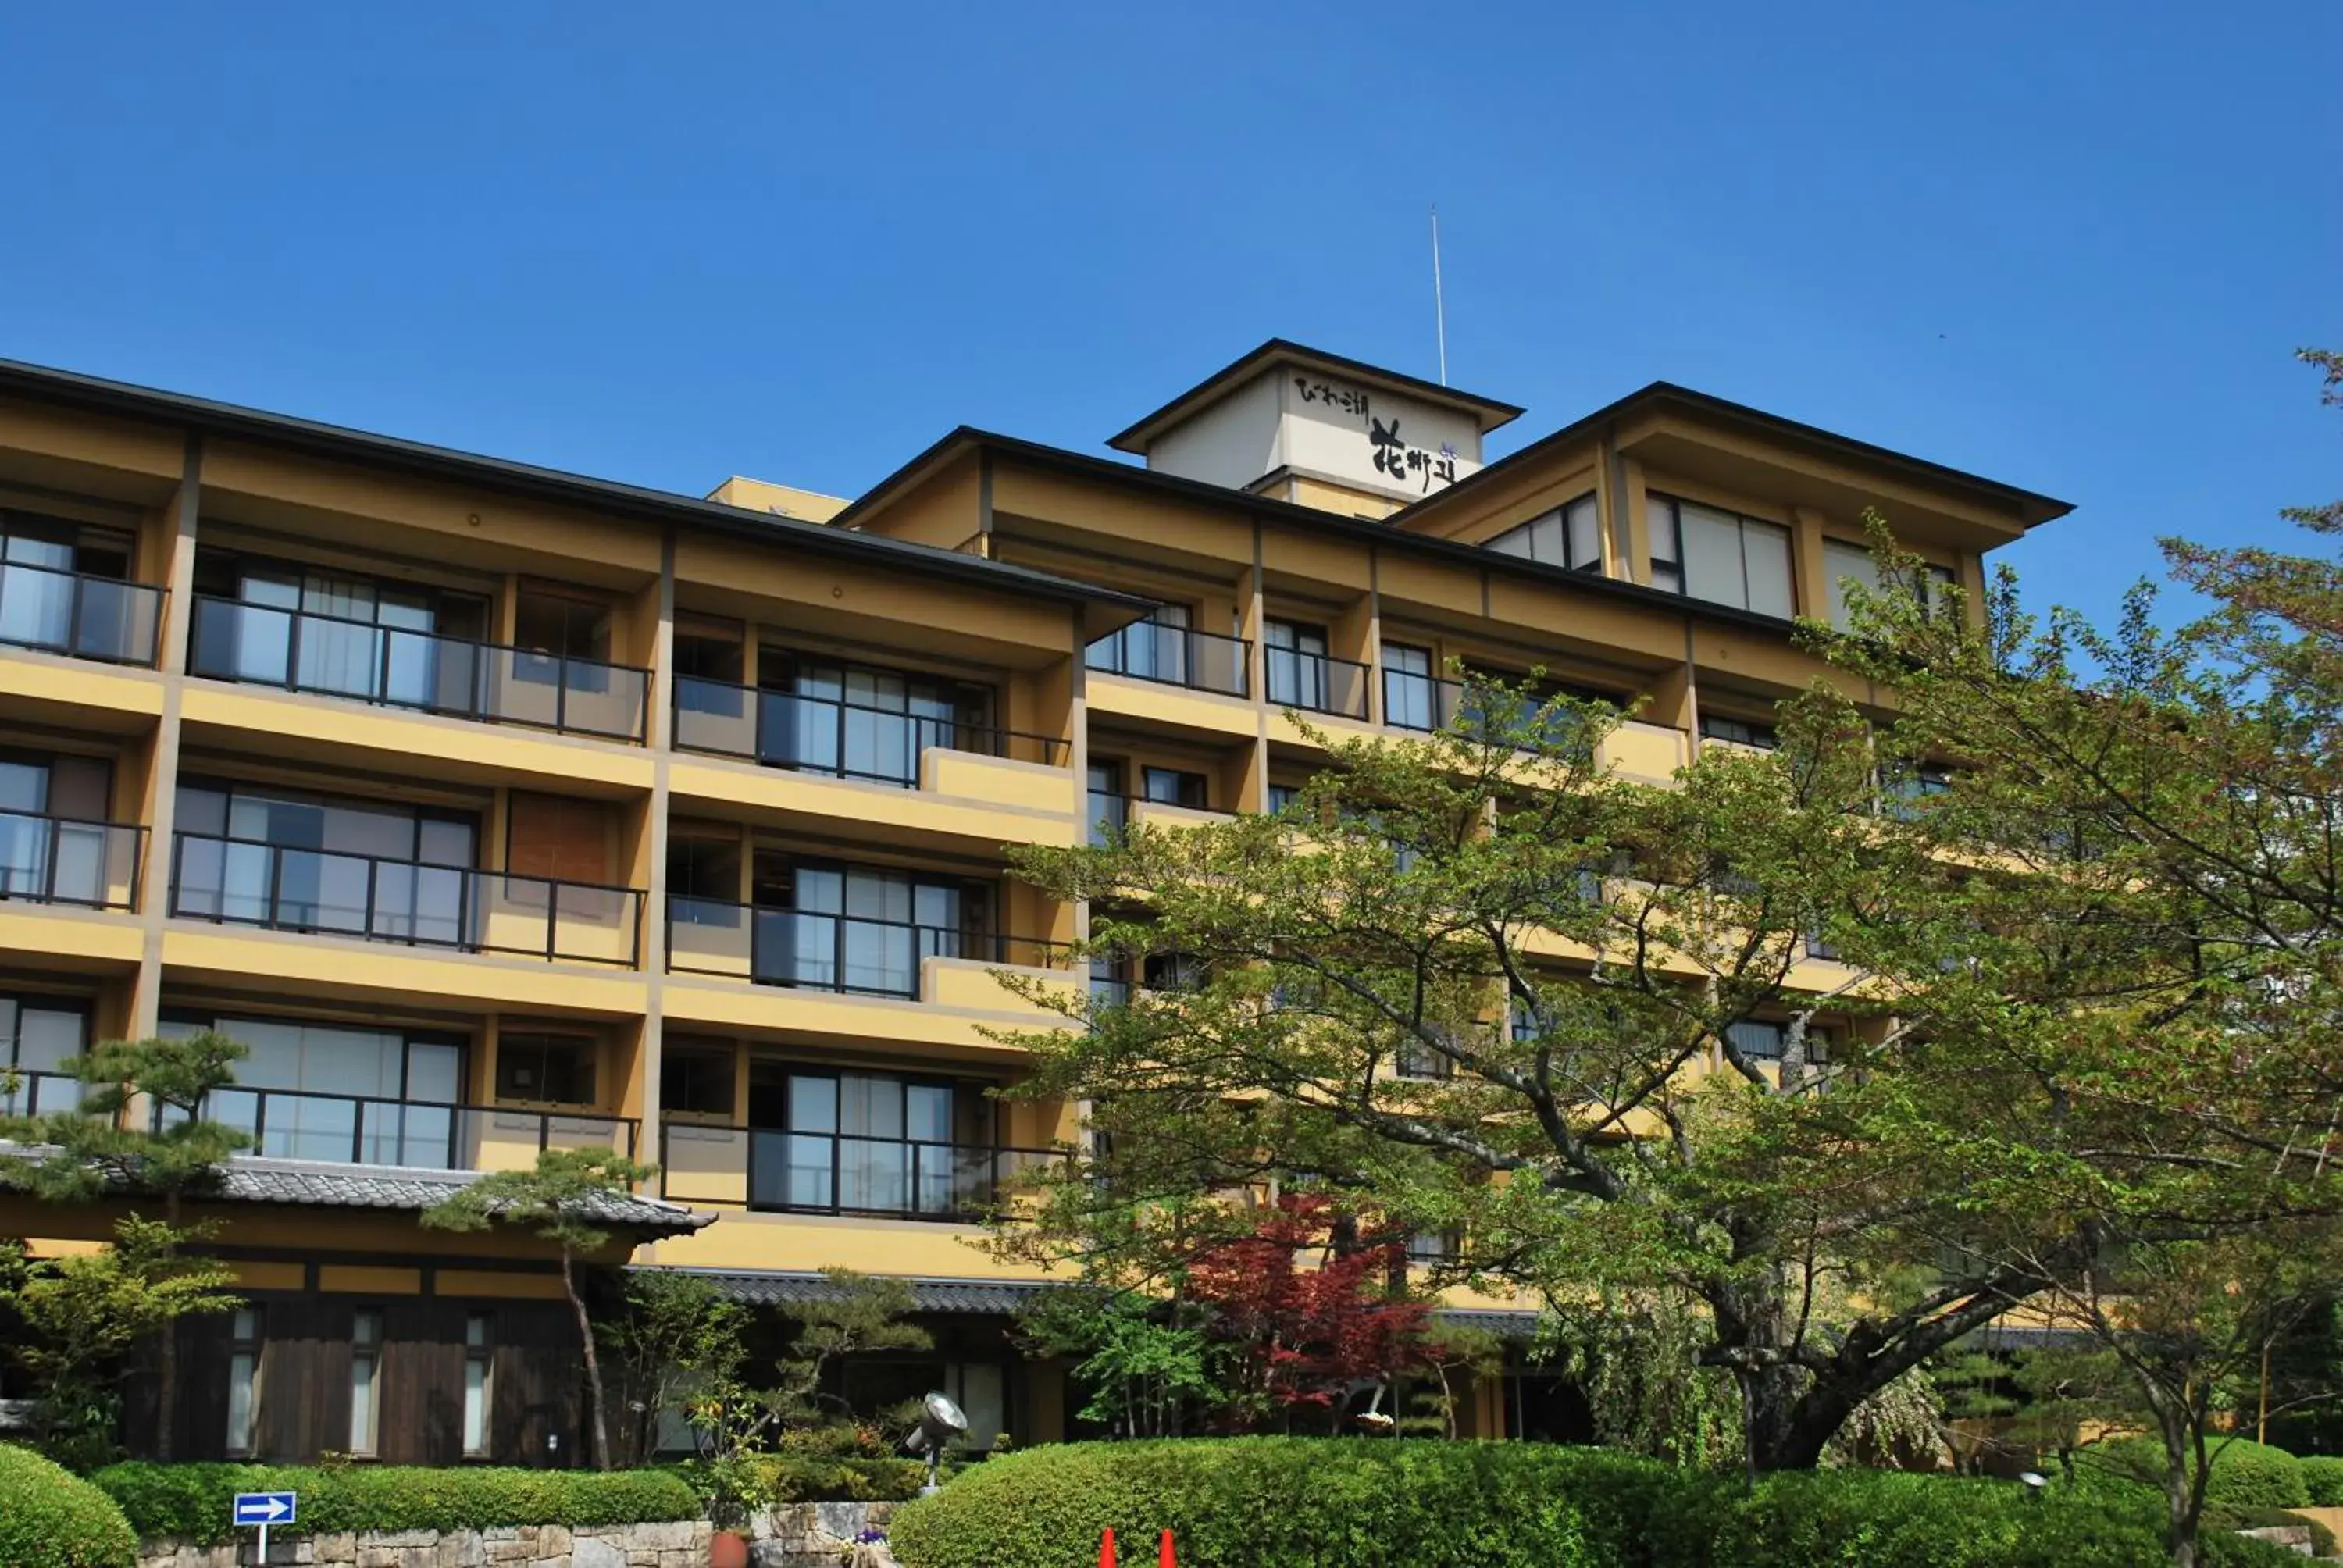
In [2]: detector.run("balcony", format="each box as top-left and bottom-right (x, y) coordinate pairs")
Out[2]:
(664, 896), (1070, 999)
(1264, 646), (1370, 720)
(0, 560), (163, 666)
(1086, 621), (1250, 699)
(672, 677), (1064, 786)
(0, 1066), (88, 1117)
(181, 1083), (637, 1169)
(658, 1121), (1057, 1220)
(0, 807), (143, 911)
(187, 597), (649, 742)
(168, 831), (644, 966)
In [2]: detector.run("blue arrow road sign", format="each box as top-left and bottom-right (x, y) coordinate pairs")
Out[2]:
(233, 1493), (297, 1527)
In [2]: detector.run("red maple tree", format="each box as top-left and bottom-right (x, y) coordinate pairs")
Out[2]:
(1185, 1194), (1435, 1431)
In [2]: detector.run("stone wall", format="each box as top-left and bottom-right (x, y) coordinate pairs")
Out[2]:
(747, 1502), (900, 1568)
(140, 1521), (711, 1568)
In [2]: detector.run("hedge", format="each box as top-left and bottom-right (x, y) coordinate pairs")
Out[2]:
(0, 1444), (137, 1568)
(2074, 1437), (2312, 1511)
(2298, 1454), (2343, 1508)
(886, 1438), (2306, 1568)
(91, 1465), (701, 1547)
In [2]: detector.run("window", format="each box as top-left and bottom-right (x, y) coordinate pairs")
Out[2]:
(462, 1313), (493, 1458)
(747, 1067), (968, 1215)
(1882, 763), (1952, 819)
(1089, 953), (1132, 1010)
(1140, 767), (1208, 810)
(0, 511), (140, 659)
(0, 995), (88, 1115)
(1381, 643), (1439, 730)
(1646, 494), (1793, 618)
(754, 651), (983, 786)
(1142, 951), (1206, 993)
(225, 1307), (262, 1456)
(189, 548), (491, 702)
(162, 1013), (463, 1167)
(1824, 540), (1957, 630)
(751, 855), (985, 996)
(662, 1043), (736, 1117)
(349, 1309), (383, 1456)
(1724, 1020), (1787, 1061)
(1487, 493), (1602, 572)
(1395, 1032), (1453, 1081)
(1699, 714), (1779, 751)
(1407, 1230), (1460, 1265)
(1264, 619), (1332, 711)
(1265, 782), (1303, 815)
(1087, 761), (1126, 847)
(496, 1033), (597, 1106)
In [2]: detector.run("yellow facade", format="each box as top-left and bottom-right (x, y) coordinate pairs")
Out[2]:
(0, 344), (2066, 1456)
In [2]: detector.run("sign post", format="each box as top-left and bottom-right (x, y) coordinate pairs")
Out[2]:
(233, 1491), (296, 1568)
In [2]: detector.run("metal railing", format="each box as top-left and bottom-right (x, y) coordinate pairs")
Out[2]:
(659, 1120), (1057, 1219)
(1088, 793), (1238, 846)
(1265, 647), (1370, 719)
(0, 1066), (89, 1117)
(665, 895), (1069, 996)
(671, 676), (1064, 786)
(0, 808), (143, 910)
(164, 1082), (637, 1169)
(1086, 620), (1250, 697)
(0, 559), (163, 665)
(187, 596), (649, 742)
(169, 831), (644, 966)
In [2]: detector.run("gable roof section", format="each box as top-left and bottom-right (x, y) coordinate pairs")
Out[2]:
(1106, 337), (1526, 454)
(0, 357), (1152, 617)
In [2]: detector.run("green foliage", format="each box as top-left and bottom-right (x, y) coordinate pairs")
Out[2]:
(886, 1438), (2304, 1568)
(0, 1220), (240, 1471)
(0, 1033), (250, 1207)
(0, 1443), (137, 1568)
(91, 1463), (701, 1546)
(419, 1147), (658, 1258)
(597, 1270), (749, 1467)
(1016, 1288), (1216, 1438)
(766, 1269), (932, 1430)
(2075, 1436), (2311, 1511)
(675, 1427), (930, 1513)
(2298, 1453), (2343, 1506)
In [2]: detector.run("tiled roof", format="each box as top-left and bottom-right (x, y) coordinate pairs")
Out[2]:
(0, 1146), (709, 1236)
(653, 1267), (1546, 1335)
(654, 1267), (1055, 1317)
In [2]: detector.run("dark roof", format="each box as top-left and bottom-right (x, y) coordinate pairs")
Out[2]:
(650, 1267), (1053, 1316)
(0, 1146), (711, 1236)
(652, 1267), (1546, 1335)
(1390, 380), (2074, 532)
(1107, 338), (1526, 453)
(836, 425), (1846, 641)
(0, 357), (1153, 617)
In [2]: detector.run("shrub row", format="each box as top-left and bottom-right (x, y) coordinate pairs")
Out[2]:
(886, 1438), (2307, 1568)
(0, 1444), (138, 1568)
(2074, 1437), (2313, 1511)
(2302, 1454), (2343, 1508)
(91, 1464), (701, 1547)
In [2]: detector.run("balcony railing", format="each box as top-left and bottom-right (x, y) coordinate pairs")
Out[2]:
(672, 677), (1064, 786)
(658, 1120), (1057, 1220)
(0, 560), (163, 666)
(1265, 647), (1370, 719)
(665, 895), (1069, 997)
(0, 1066), (89, 1117)
(1382, 668), (1599, 755)
(168, 1083), (637, 1168)
(0, 808), (143, 911)
(1086, 621), (1250, 698)
(169, 831), (644, 966)
(188, 596), (649, 742)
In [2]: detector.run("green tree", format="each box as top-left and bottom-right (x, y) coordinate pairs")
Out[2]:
(596, 1268), (750, 1466)
(1016, 1286), (1217, 1439)
(0, 1217), (240, 1470)
(421, 1146), (658, 1470)
(768, 1267), (934, 1428)
(0, 1030), (249, 1460)
(991, 685), (2075, 1473)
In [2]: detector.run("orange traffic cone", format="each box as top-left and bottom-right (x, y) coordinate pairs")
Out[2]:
(1097, 1527), (1116, 1568)
(1158, 1529), (1176, 1566)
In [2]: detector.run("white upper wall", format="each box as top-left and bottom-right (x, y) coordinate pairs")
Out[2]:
(1140, 363), (1487, 504)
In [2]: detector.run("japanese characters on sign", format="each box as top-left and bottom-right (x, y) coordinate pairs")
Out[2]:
(1369, 417), (1459, 494)
(1293, 376), (1371, 418)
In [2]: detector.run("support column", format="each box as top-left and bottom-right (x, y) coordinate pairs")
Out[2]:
(129, 433), (202, 1040)
(632, 533), (677, 1210)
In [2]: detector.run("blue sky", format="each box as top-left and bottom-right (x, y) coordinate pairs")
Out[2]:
(1, 3), (2335, 629)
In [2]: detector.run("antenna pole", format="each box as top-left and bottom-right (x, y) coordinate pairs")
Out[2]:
(1430, 205), (1449, 386)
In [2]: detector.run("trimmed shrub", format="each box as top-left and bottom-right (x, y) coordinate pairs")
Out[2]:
(2076, 1436), (2312, 1511)
(886, 1438), (2305, 1568)
(0, 1443), (137, 1568)
(2299, 1453), (2343, 1507)
(91, 1464), (701, 1547)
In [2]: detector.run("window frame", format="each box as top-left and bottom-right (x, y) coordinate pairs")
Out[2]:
(348, 1306), (383, 1457)
(1646, 492), (1795, 617)
(225, 1305), (264, 1457)
(1485, 491), (1603, 573)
